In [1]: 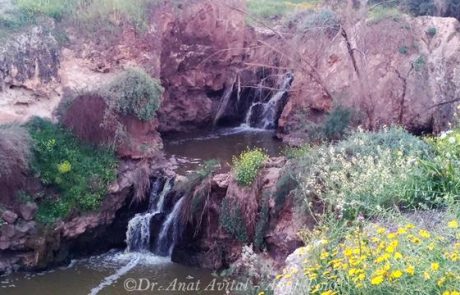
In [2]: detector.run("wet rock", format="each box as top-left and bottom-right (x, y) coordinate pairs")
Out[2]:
(19, 203), (38, 221)
(1, 210), (18, 224)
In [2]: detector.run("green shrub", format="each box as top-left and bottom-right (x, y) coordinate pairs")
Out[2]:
(296, 8), (340, 34)
(27, 117), (117, 223)
(368, 6), (403, 24)
(420, 129), (460, 205)
(295, 127), (435, 219)
(413, 55), (426, 71)
(247, 0), (319, 20)
(16, 0), (74, 21)
(399, 46), (409, 55)
(403, 0), (436, 16)
(426, 27), (437, 37)
(104, 67), (163, 121)
(233, 149), (268, 186)
(273, 171), (298, 214)
(323, 105), (353, 140)
(219, 198), (248, 243)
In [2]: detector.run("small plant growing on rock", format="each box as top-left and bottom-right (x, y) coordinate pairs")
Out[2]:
(105, 67), (164, 121)
(233, 148), (268, 186)
(219, 198), (248, 243)
(426, 27), (437, 37)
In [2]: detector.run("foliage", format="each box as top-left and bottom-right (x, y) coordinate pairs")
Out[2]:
(16, 0), (73, 20)
(322, 105), (353, 140)
(295, 127), (436, 219)
(27, 117), (117, 224)
(426, 27), (437, 37)
(368, 6), (403, 24)
(246, 0), (320, 20)
(232, 148), (268, 186)
(273, 170), (298, 214)
(254, 194), (270, 250)
(296, 8), (340, 34)
(280, 219), (460, 295)
(283, 144), (310, 159)
(403, 0), (436, 16)
(420, 129), (460, 206)
(219, 198), (248, 243)
(413, 55), (426, 71)
(104, 67), (164, 121)
(445, 0), (460, 20)
(399, 45), (409, 55)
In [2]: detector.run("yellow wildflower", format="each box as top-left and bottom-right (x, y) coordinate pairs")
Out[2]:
(437, 276), (446, 287)
(406, 265), (415, 275)
(377, 227), (386, 234)
(397, 227), (407, 235)
(371, 275), (384, 285)
(431, 262), (440, 271)
(394, 252), (403, 260)
(448, 219), (459, 229)
(424, 272), (431, 280)
(320, 291), (337, 295)
(390, 270), (403, 280)
(419, 229), (431, 238)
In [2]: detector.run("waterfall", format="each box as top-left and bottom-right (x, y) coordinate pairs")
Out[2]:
(214, 77), (236, 126)
(155, 197), (185, 257)
(125, 178), (173, 253)
(244, 73), (293, 129)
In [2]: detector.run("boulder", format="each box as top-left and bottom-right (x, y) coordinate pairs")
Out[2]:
(1, 210), (18, 224)
(19, 203), (38, 221)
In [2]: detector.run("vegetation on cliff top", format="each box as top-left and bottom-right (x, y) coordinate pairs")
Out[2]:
(27, 118), (117, 224)
(232, 148), (268, 186)
(104, 67), (164, 121)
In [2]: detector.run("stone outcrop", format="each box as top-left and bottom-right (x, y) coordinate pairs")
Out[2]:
(172, 157), (309, 270)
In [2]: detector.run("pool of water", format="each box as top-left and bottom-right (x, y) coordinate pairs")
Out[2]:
(163, 126), (285, 172)
(0, 251), (244, 295)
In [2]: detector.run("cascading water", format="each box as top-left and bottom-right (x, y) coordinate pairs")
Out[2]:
(125, 178), (173, 253)
(155, 197), (185, 256)
(244, 72), (293, 129)
(125, 177), (185, 258)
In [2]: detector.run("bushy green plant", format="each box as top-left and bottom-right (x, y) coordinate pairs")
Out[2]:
(219, 198), (248, 243)
(403, 0), (436, 16)
(323, 105), (353, 140)
(246, 0), (319, 20)
(420, 129), (460, 205)
(16, 0), (74, 20)
(233, 148), (268, 186)
(426, 27), (437, 37)
(368, 6), (403, 24)
(105, 67), (164, 121)
(27, 117), (117, 223)
(295, 127), (435, 219)
(273, 171), (298, 214)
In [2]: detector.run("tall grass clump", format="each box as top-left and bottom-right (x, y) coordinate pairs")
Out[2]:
(27, 117), (117, 224)
(232, 148), (268, 186)
(104, 67), (164, 121)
